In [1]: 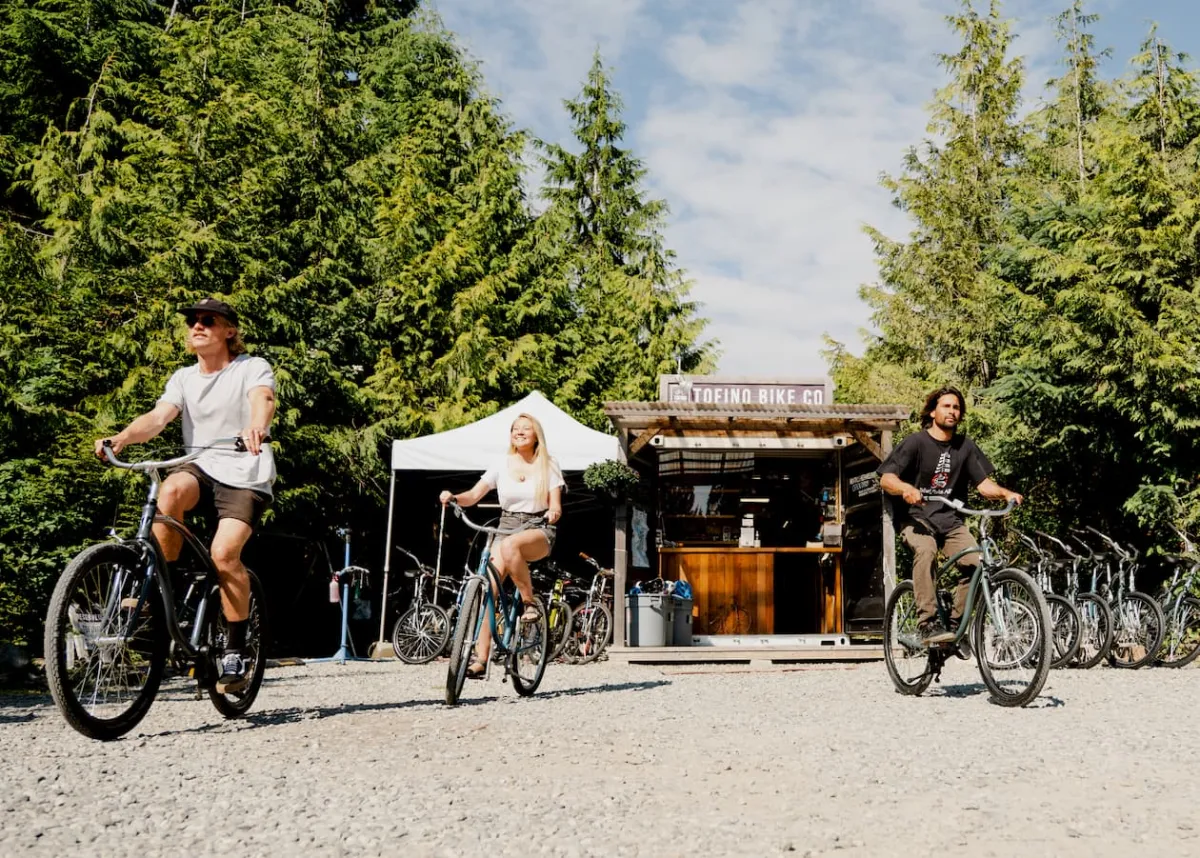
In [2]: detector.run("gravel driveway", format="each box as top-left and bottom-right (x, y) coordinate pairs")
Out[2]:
(2, 657), (1197, 857)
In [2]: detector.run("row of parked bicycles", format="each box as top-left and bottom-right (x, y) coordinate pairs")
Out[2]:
(388, 544), (615, 669)
(1013, 524), (1200, 670)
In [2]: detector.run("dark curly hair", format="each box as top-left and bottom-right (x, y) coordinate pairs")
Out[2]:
(919, 386), (966, 429)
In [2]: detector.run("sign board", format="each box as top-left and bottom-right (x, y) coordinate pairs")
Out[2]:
(659, 375), (833, 407)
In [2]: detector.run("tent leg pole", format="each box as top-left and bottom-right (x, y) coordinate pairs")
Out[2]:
(378, 469), (397, 646)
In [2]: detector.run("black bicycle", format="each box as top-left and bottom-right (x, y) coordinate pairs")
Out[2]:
(44, 437), (268, 740)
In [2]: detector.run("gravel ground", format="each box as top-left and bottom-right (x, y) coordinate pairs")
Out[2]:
(2, 656), (1199, 857)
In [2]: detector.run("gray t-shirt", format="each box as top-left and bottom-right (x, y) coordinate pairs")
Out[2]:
(158, 355), (277, 496)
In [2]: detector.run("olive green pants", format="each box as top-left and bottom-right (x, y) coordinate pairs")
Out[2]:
(901, 524), (980, 623)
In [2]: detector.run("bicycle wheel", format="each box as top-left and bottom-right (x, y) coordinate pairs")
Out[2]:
(576, 603), (613, 664)
(1045, 594), (1081, 670)
(510, 597), (550, 696)
(1072, 593), (1113, 669)
(882, 580), (932, 696)
(393, 603), (451, 665)
(1107, 592), (1164, 669)
(208, 569), (268, 718)
(1158, 595), (1200, 667)
(44, 543), (168, 741)
(973, 567), (1051, 707)
(547, 599), (573, 661)
(445, 577), (485, 706)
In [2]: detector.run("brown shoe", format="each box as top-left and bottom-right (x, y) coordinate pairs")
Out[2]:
(919, 618), (955, 645)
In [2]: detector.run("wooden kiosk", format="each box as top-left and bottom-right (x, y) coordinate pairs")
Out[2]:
(604, 376), (909, 663)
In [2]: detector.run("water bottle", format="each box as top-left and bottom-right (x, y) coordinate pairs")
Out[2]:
(329, 575), (340, 603)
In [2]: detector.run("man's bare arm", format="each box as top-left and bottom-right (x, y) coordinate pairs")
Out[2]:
(242, 386), (276, 456)
(880, 472), (923, 506)
(95, 402), (180, 457)
(977, 477), (1023, 505)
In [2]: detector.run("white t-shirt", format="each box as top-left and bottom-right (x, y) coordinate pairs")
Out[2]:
(481, 455), (565, 513)
(159, 354), (277, 496)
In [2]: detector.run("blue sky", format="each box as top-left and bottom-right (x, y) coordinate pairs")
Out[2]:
(428, 0), (1200, 379)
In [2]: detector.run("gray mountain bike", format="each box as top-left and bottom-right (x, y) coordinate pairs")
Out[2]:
(883, 498), (1052, 708)
(44, 437), (268, 741)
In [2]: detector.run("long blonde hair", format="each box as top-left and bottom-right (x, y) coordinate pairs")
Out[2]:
(509, 413), (551, 506)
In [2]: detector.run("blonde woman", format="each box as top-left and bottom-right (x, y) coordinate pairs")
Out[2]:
(439, 413), (564, 676)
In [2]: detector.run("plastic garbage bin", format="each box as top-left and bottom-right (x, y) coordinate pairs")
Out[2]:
(626, 593), (669, 647)
(669, 596), (693, 646)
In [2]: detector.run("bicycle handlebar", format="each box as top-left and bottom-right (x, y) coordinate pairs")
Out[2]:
(447, 500), (547, 537)
(923, 496), (1017, 517)
(101, 436), (269, 472)
(1034, 530), (1077, 557)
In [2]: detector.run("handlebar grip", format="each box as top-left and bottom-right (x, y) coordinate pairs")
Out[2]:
(579, 552), (592, 561)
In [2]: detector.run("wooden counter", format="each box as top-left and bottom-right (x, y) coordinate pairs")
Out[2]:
(659, 547), (843, 635)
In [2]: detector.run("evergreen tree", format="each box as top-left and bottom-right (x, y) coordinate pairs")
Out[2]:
(827, 0), (1024, 423)
(536, 52), (714, 428)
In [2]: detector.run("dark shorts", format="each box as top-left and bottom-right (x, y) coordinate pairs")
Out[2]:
(498, 511), (556, 553)
(169, 464), (271, 528)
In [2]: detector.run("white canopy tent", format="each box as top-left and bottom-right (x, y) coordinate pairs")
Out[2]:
(376, 391), (620, 647)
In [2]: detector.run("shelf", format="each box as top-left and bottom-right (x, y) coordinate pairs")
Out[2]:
(662, 514), (739, 519)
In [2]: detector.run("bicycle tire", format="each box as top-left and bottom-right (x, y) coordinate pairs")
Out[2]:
(882, 580), (933, 696)
(44, 543), (168, 741)
(1045, 593), (1081, 670)
(1157, 595), (1200, 667)
(576, 603), (613, 664)
(1072, 592), (1113, 669)
(973, 567), (1051, 707)
(547, 599), (573, 661)
(510, 597), (550, 696)
(393, 603), (451, 665)
(1107, 591), (1164, 669)
(445, 577), (485, 706)
(209, 569), (269, 718)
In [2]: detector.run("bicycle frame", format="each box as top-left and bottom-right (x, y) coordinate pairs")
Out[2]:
(101, 438), (256, 660)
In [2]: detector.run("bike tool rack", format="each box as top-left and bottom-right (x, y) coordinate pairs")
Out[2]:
(310, 527), (373, 664)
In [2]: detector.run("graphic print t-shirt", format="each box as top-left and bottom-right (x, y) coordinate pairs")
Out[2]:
(876, 431), (995, 535)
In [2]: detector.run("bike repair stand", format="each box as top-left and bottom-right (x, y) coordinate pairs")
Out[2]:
(309, 527), (371, 664)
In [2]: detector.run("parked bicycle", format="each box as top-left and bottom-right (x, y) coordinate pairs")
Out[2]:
(1073, 526), (1164, 669)
(1155, 526), (1200, 668)
(390, 545), (451, 664)
(533, 560), (574, 661)
(883, 497), (1052, 707)
(44, 437), (268, 740)
(443, 502), (550, 705)
(1041, 529), (1113, 668)
(562, 553), (613, 664)
(1012, 529), (1081, 669)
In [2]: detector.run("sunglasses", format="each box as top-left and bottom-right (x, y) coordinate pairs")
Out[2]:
(185, 314), (221, 328)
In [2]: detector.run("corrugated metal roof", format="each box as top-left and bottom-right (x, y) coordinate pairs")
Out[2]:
(603, 401), (912, 421)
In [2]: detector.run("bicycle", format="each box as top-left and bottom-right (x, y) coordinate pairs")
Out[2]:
(533, 560), (574, 661)
(443, 502), (551, 705)
(562, 553), (613, 664)
(883, 497), (1052, 708)
(1155, 525), (1200, 667)
(1012, 529), (1081, 669)
(44, 437), (269, 740)
(389, 544), (451, 664)
(1074, 526), (1164, 669)
(1041, 529), (1113, 668)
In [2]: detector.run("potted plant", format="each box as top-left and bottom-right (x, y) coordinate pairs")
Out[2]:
(583, 459), (642, 502)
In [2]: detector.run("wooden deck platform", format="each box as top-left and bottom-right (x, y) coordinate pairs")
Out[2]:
(607, 644), (884, 665)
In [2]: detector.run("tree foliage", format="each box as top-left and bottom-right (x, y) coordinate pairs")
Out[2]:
(0, 3), (710, 646)
(829, 0), (1200, 549)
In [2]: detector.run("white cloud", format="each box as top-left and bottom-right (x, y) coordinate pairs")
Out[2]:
(432, 0), (1066, 380)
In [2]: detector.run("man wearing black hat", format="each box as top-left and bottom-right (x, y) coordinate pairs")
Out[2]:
(95, 298), (276, 692)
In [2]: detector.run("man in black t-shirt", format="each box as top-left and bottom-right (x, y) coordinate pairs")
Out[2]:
(877, 386), (1023, 644)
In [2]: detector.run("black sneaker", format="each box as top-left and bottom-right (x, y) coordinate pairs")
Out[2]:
(215, 651), (248, 694)
(918, 618), (955, 645)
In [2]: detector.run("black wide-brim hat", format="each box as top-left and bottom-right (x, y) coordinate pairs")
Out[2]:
(179, 297), (238, 326)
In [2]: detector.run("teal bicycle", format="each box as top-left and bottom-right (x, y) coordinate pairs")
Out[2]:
(883, 498), (1052, 708)
(444, 502), (551, 706)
